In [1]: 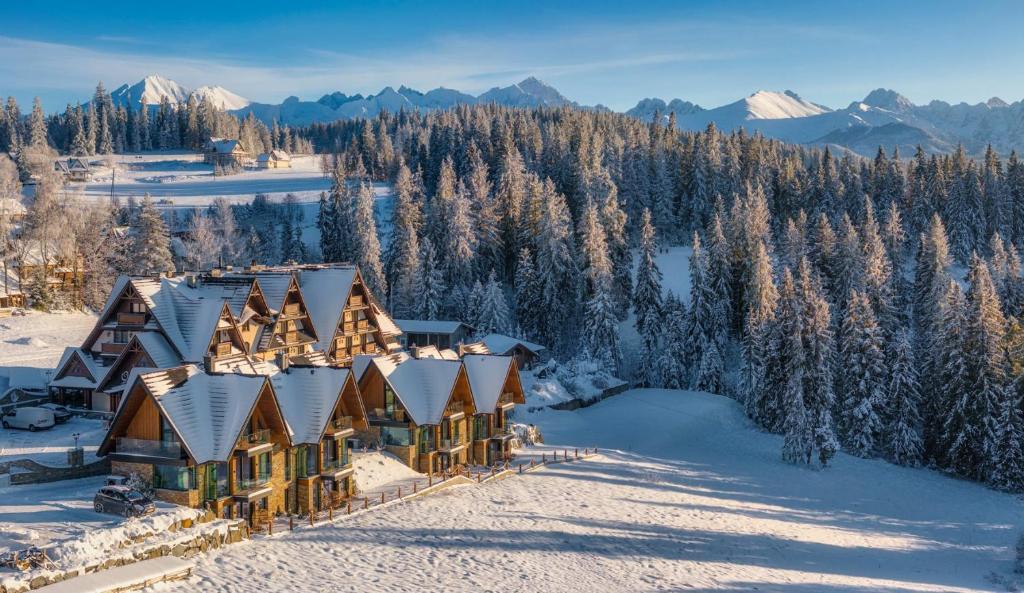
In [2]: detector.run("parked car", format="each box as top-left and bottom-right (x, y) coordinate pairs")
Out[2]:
(37, 403), (72, 424)
(1, 407), (55, 431)
(93, 486), (156, 518)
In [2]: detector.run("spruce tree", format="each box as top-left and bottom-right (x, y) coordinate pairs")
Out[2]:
(885, 329), (924, 466)
(132, 196), (174, 275)
(353, 182), (387, 298)
(417, 239), (444, 321)
(839, 290), (887, 457)
(990, 383), (1024, 492)
(634, 209), (664, 387)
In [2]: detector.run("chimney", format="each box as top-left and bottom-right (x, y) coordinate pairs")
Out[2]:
(410, 345), (420, 359)
(275, 351), (290, 373)
(210, 268), (223, 278)
(203, 354), (215, 373)
(457, 343), (466, 358)
(186, 274), (198, 289)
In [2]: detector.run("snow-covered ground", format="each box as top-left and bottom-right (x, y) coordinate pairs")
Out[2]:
(0, 416), (107, 467)
(72, 153), (332, 206)
(0, 311), (96, 369)
(146, 389), (1024, 593)
(351, 451), (423, 494)
(0, 476), (195, 557)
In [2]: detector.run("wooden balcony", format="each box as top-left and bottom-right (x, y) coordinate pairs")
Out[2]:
(117, 312), (146, 325)
(215, 342), (232, 357)
(348, 295), (364, 307)
(362, 343), (376, 354)
(283, 303), (300, 316)
(445, 400), (465, 418)
(101, 342), (126, 355)
(343, 322), (355, 333)
(284, 331), (298, 344)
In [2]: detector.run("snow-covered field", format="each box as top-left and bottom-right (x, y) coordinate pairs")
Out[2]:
(146, 389), (1023, 593)
(73, 153), (332, 206)
(0, 311), (96, 369)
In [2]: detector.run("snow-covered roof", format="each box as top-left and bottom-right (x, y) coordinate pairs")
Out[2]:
(351, 354), (379, 381)
(298, 267), (358, 350)
(371, 356), (463, 426)
(270, 366), (352, 444)
(137, 365), (275, 464)
(480, 334), (546, 355)
(53, 346), (104, 383)
(174, 278), (253, 320)
(206, 138), (245, 154)
(257, 150), (291, 162)
(461, 355), (516, 412)
(460, 342), (492, 355)
(134, 332), (182, 369)
(0, 366), (52, 395)
(395, 319), (472, 335)
(371, 303), (402, 340)
(101, 277), (233, 363)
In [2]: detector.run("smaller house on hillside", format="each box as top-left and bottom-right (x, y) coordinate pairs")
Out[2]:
(203, 138), (248, 167)
(394, 319), (474, 350)
(479, 334), (547, 369)
(256, 150), (291, 169)
(54, 158), (91, 182)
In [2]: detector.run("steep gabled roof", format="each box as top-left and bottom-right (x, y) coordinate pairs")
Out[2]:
(271, 366), (359, 444)
(50, 346), (105, 389)
(371, 356), (465, 426)
(461, 354), (524, 412)
(96, 332), (181, 393)
(395, 319), (472, 335)
(137, 365), (281, 464)
(298, 267), (358, 351)
(207, 138), (245, 154)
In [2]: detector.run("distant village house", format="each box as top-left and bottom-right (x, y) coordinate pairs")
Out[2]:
(203, 138), (249, 167)
(256, 150), (291, 169)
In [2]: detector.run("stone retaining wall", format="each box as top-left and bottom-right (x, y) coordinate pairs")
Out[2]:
(0, 458), (110, 485)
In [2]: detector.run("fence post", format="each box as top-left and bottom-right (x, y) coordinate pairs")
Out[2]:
(542, 453), (545, 464)
(364, 497), (368, 510)
(413, 481), (417, 493)
(309, 511), (314, 527)
(519, 463), (523, 474)
(329, 505), (333, 521)
(397, 486), (401, 499)
(347, 499), (351, 515)
(381, 492), (385, 505)
(429, 474), (433, 487)
(289, 514), (294, 531)
(575, 448), (578, 459)
(268, 517), (273, 536)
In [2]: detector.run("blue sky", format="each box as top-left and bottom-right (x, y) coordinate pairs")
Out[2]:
(3, 0), (1023, 112)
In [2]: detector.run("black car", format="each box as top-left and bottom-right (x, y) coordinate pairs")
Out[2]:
(93, 486), (156, 518)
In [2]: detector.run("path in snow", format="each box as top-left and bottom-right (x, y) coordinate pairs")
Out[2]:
(155, 389), (1024, 592)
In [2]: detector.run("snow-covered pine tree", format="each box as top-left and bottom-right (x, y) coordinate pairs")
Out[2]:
(885, 329), (924, 466)
(513, 247), (542, 340)
(634, 209), (664, 387)
(741, 240), (777, 421)
(535, 188), (580, 358)
(990, 382), (1024, 492)
(132, 196), (174, 275)
(798, 258), (840, 467)
(28, 98), (48, 149)
(353, 182), (387, 298)
(838, 290), (887, 457)
(657, 292), (688, 389)
(475, 269), (512, 336)
(579, 201), (621, 372)
(386, 163), (423, 318)
(777, 269), (811, 463)
(417, 238), (444, 321)
(943, 253), (1007, 481)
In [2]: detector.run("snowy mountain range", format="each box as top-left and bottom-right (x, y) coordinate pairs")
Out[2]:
(229, 76), (581, 127)
(107, 74), (1024, 156)
(628, 88), (1024, 156)
(110, 75), (251, 111)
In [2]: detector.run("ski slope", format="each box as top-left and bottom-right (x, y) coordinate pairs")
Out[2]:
(155, 389), (1024, 592)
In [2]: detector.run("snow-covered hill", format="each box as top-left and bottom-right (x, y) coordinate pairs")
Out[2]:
(151, 388), (1024, 592)
(108, 75), (250, 110)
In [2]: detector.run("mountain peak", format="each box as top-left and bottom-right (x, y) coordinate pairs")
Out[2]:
(986, 96), (1009, 108)
(862, 88), (914, 111)
(740, 90), (830, 119)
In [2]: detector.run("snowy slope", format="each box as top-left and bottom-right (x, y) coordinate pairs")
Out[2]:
(109, 75), (250, 110)
(152, 388), (1024, 592)
(192, 85), (251, 110)
(110, 75), (190, 108)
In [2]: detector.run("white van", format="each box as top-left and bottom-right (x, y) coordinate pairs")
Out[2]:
(1, 407), (56, 431)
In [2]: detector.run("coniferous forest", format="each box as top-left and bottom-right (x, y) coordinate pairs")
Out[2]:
(4, 89), (1024, 491)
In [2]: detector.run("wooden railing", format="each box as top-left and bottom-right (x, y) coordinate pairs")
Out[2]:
(101, 342), (125, 354)
(215, 342), (232, 357)
(348, 295), (364, 307)
(283, 303), (300, 316)
(117, 312), (146, 325)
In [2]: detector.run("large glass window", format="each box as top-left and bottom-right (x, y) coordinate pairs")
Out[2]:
(384, 385), (396, 419)
(418, 427), (432, 454)
(381, 426), (412, 447)
(474, 415), (489, 440)
(257, 452), (272, 481)
(154, 465), (194, 491)
(295, 446), (309, 478)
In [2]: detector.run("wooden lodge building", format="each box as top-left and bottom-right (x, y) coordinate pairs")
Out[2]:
(203, 138), (249, 167)
(70, 263), (525, 523)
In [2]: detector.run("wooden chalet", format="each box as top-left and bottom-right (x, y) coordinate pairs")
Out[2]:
(54, 157), (91, 182)
(211, 269), (319, 362)
(461, 355), (526, 466)
(271, 365), (368, 513)
(53, 275), (250, 411)
(297, 265), (402, 365)
(203, 138), (249, 167)
(256, 150), (291, 169)
(99, 365), (292, 521)
(358, 353), (476, 474)
(479, 334), (548, 369)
